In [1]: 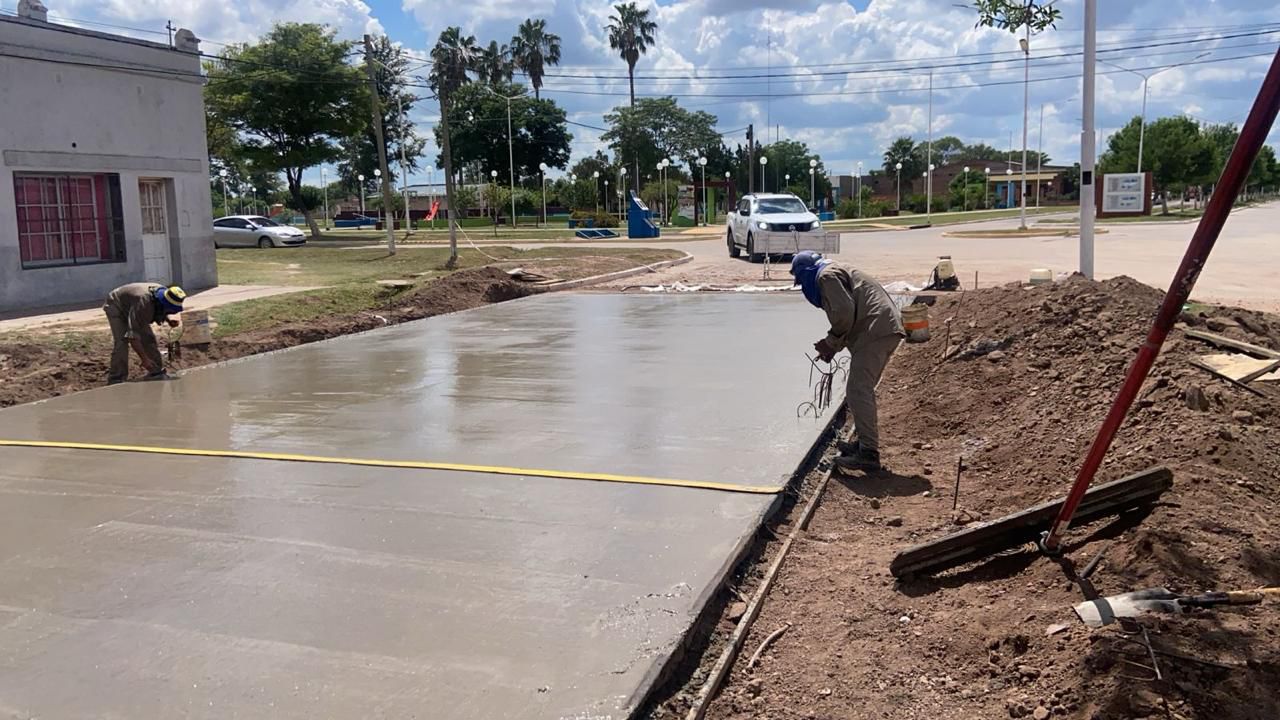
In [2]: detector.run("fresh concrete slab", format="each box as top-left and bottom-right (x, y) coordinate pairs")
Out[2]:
(0, 293), (831, 719)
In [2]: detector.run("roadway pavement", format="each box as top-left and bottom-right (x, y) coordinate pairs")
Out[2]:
(569, 202), (1280, 311)
(0, 293), (832, 718)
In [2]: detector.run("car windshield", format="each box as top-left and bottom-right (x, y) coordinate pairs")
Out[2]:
(756, 197), (809, 214)
(248, 217), (280, 227)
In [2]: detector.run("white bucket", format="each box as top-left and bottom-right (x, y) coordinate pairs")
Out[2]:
(901, 303), (930, 343)
(1029, 268), (1053, 286)
(181, 309), (212, 345)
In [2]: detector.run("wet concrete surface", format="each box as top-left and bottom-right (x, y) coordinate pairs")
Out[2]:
(0, 293), (832, 719)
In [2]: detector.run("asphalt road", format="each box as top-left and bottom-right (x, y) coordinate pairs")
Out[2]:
(573, 202), (1280, 311)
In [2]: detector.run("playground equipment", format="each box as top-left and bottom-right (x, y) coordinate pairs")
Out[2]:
(627, 191), (661, 239)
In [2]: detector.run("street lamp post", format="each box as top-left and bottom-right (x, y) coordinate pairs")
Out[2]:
(856, 161), (863, 218)
(593, 170), (600, 214)
(759, 155), (768, 193)
(895, 162), (902, 211)
(1005, 167), (1013, 209)
(321, 168), (329, 229)
(358, 174), (366, 216)
(619, 167), (628, 222)
(539, 162), (548, 227)
(217, 168), (229, 217)
(604, 179), (610, 215)
(1019, 32), (1030, 230)
(490, 169), (498, 230)
(808, 158), (817, 209)
(1099, 52), (1209, 176)
(374, 168), (384, 229)
(926, 164), (935, 223)
(984, 167), (991, 209)
(697, 156), (707, 225)
(249, 186), (256, 215)
(657, 161), (666, 225)
(962, 166), (970, 212)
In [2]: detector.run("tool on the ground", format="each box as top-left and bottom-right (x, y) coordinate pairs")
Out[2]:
(1189, 357), (1266, 396)
(1038, 46), (1280, 555)
(164, 323), (184, 363)
(923, 256), (960, 291)
(889, 465), (1172, 578)
(797, 354), (847, 418)
(1074, 587), (1280, 627)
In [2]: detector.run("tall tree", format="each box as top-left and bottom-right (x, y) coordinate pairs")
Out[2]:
(433, 82), (572, 182)
(204, 23), (366, 237)
(883, 135), (924, 179)
(1099, 115), (1215, 213)
(338, 36), (427, 196)
(606, 2), (658, 107)
(602, 97), (723, 183)
(758, 139), (830, 199)
(510, 19), (561, 100)
(429, 26), (481, 268)
(476, 40), (513, 87)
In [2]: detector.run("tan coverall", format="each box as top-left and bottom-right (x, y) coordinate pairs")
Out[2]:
(103, 283), (167, 383)
(817, 263), (905, 453)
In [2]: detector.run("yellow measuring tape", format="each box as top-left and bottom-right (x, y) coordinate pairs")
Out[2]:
(0, 439), (782, 495)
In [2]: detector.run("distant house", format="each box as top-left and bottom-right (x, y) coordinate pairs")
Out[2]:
(0, 1), (215, 314)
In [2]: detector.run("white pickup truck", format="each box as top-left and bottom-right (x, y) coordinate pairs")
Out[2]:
(726, 193), (841, 263)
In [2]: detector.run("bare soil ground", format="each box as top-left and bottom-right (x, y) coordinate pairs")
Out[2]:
(647, 275), (1279, 720)
(0, 267), (530, 408)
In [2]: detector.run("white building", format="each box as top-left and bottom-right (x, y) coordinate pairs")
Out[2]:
(0, 1), (215, 313)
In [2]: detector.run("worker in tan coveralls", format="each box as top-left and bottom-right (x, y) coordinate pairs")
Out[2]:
(791, 251), (904, 472)
(103, 283), (185, 385)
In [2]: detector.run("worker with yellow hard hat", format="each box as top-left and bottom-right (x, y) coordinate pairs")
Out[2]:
(102, 283), (186, 384)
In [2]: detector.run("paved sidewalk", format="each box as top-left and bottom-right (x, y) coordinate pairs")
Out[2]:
(0, 284), (318, 333)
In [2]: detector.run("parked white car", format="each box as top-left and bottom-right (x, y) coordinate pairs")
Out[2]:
(213, 215), (307, 248)
(726, 193), (838, 262)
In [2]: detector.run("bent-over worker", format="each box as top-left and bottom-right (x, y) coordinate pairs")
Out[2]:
(103, 283), (185, 385)
(791, 251), (904, 472)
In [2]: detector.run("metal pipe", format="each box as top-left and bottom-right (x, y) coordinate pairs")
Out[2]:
(1080, 0), (1097, 279)
(1020, 23), (1030, 229)
(1043, 45), (1280, 553)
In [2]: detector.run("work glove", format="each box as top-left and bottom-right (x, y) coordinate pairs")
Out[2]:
(813, 338), (837, 363)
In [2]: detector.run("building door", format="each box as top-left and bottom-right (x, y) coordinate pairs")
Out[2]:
(139, 180), (171, 282)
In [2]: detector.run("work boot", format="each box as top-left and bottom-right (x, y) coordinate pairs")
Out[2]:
(836, 439), (860, 456)
(834, 449), (882, 473)
(142, 369), (170, 382)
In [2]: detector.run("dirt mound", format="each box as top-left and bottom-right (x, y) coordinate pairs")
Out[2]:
(702, 275), (1280, 720)
(0, 268), (531, 408)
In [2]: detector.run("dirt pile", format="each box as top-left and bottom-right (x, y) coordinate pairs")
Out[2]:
(0, 267), (530, 408)
(700, 275), (1280, 720)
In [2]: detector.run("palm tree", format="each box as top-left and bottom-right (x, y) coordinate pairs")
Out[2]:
(429, 26), (479, 269)
(477, 40), (513, 87)
(510, 18), (561, 100)
(606, 2), (657, 107)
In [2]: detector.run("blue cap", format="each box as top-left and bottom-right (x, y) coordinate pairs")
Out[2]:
(154, 285), (186, 314)
(790, 250), (823, 276)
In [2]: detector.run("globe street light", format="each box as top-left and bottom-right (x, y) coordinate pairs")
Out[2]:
(895, 161), (903, 211)
(358, 173), (366, 215)
(1005, 167), (1013, 210)
(697, 156), (708, 225)
(808, 158), (818, 209)
(539, 162), (548, 227)
(856, 161), (864, 218)
(926, 164), (935, 223)
(619, 166), (628, 222)
(490, 169), (499, 227)
(217, 168), (229, 217)
(963, 166), (970, 212)
(759, 155), (768, 193)
(249, 186), (256, 216)
(593, 170), (601, 214)
(985, 166), (991, 209)
(374, 169), (384, 230)
(321, 167), (329, 229)
(657, 160), (667, 225)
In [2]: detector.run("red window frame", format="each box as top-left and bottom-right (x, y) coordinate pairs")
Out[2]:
(14, 173), (125, 268)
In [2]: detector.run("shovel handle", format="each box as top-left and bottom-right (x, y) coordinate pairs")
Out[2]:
(1181, 588), (1280, 607)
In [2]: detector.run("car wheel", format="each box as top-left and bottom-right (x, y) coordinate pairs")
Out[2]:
(258, 236), (273, 249)
(727, 230), (741, 258)
(747, 233), (763, 264)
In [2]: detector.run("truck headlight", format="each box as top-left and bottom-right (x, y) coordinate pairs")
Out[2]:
(756, 221), (769, 230)
(812, 220), (822, 228)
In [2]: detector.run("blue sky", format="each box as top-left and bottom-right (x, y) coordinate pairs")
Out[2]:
(30, 0), (1280, 186)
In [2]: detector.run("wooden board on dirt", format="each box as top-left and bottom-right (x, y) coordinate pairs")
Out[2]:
(1196, 353), (1280, 382)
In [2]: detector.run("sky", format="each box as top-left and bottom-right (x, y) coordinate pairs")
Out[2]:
(22, 0), (1280, 186)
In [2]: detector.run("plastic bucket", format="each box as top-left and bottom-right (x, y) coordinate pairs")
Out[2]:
(181, 309), (212, 345)
(902, 303), (930, 343)
(1029, 268), (1053, 286)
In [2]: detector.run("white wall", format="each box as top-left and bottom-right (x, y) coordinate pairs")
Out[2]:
(0, 16), (215, 313)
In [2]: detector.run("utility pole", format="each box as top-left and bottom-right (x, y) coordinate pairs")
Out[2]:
(747, 124), (755, 194)
(363, 34), (396, 254)
(1080, 0), (1096, 278)
(926, 69), (934, 222)
(1019, 23), (1030, 229)
(166, 20), (175, 48)
(1037, 103), (1044, 209)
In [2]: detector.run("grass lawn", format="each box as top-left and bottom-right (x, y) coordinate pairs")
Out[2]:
(211, 245), (682, 336)
(826, 206), (1073, 228)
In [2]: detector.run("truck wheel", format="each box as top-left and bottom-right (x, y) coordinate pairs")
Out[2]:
(727, 230), (741, 258)
(747, 234), (763, 264)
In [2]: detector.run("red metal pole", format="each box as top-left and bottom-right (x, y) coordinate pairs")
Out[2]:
(1042, 46), (1280, 553)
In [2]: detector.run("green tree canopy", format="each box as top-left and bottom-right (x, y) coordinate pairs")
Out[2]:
(432, 82), (572, 183)
(883, 136), (924, 178)
(510, 19), (561, 100)
(1099, 116), (1215, 203)
(758, 139), (830, 201)
(603, 96), (725, 189)
(205, 23), (367, 237)
(607, 1), (658, 106)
